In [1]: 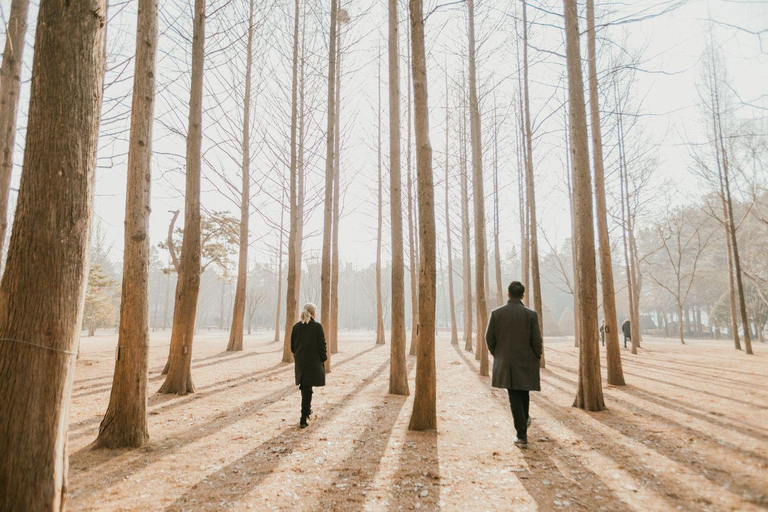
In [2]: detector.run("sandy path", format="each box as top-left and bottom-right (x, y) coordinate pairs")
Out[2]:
(67, 330), (768, 511)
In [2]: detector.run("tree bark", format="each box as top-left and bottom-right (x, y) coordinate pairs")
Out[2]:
(227, 0), (255, 352)
(274, 205), (284, 342)
(467, 0), (489, 377)
(320, 0), (339, 374)
(330, 15), (342, 355)
(95, 0), (157, 449)
(522, 1), (544, 367)
(388, 0), (408, 395)
(0, 0), (30, 261)
(376, 52), (386, 345)
(406, 20), (419, 357)
(586, 0), (624, 385)
(460, 94), (473, 352)
(158, 0), (206, 395)
(564, 0), (605, 412)
(445, 77), (459, 345)
(0, 0), (107, 506)
(408, 0), (436, 430)
(493, 105), (503, 308)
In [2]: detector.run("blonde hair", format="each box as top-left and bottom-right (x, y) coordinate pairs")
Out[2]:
(300, 303), (317, 324)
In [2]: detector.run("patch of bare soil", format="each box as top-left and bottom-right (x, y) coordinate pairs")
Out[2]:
(67, 331), (768, 511)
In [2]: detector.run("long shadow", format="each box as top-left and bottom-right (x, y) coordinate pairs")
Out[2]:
(451, 344), (629, 510)
(385, 429), (441, 511)
(164, 358), (392, 510)
(635, 354), (768, 380)
(69, 346), (383, 441)
(311, 358), (415, 510)
(626, 358), (768, 392)
(540, 371), (768, 506)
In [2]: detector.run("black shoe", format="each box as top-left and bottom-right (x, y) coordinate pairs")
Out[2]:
(300, 416), (308, 429)
(514, 436), (528, 447)
(527, 416), (532, 428)
(308, 409), (313, 417)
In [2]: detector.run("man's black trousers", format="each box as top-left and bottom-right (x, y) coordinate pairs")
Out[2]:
(300, 383), (313, 418)
(507, 389), (530, 439)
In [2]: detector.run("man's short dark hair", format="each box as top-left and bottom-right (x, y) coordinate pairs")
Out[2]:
(508, 281), (525, 298)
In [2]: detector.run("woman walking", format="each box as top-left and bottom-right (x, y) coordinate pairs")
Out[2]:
(291, 303), (327, 428)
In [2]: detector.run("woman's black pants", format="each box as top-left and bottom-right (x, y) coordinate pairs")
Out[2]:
(300, 383), (313, 418)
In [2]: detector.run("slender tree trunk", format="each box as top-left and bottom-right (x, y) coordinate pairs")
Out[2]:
(522, 1), (544, 367)
(330, 15), (342, 355)
(95, 0), (157, 448)
(564, 0), (605, 412)
(320, 0), (339, 374)
(408, 0), (436, 430)
(721, 146), (753, 354)
(460, 95), (473, 352)
(587, 0), (624, 385)
(0, 0), (30, 261)
(159, 0), (206, 395)
(162, 270), (171, 330)
(282, 0), (302, 363)
(388, 0), (408, 395)
(518, 95), (530, 303)
(406, 21), (419, 357)
(493, 105), (503, 308)
(376, 52), (386, 345)
(718, 164), (740, 349)
(274, 205), (285, 342)
(445, 78), (459, 345)
(227, 0), (255, 352)
(677, 303), (685, 344)
(0, 0), (106, 505)
(468, 0), (489, 376)
(564, 107), (580, 347)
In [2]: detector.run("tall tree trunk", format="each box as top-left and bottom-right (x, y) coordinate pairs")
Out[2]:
(564, 106), (580, 347)
(492, 104), (503, 308)
(677, 302), (685, 344)
(522, 0), (544, 367)
(718, 156), (741, 349)
(159, 0), (206, 395)
(518, 95), (530, 303)
(320, 0), (339, 374)
(720, 144), (753, 354)
(376, 51), (386, 345)
(586, 0), (624, 385)
(467, 0), (489, 376)
(282, 0), (302, 363)
(564, 0), (605, 412)
(95, 0), (157, 448)
(162, 269), (171, 329)
(227, 0), (255, 352)
(408, 0), (436, 430)
(0, 0), (30, 261)
(445, 77), (459, 345)
(388, 0), (408, 395)
(0, 0), (106, 506)
(406, 21), (419, 357)
(330, 14), (342, 355)
(460, 94), (473, 352)
(274, 205), (284, 342)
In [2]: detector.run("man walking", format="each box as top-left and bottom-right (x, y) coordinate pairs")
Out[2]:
(621, 319), (631, 349)
(486, 281), (543, 447)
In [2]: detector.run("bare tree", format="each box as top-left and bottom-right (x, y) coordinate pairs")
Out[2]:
(564, 0), (605, 412)
(227, 0), (256, 352)
(388, 0), (409, 395)
(159, 0), (207, 395)
(460, 84), (473, 352)
(0, 0), (107, 505)
(408, 0), (436, 431)
(586, 0), (624, 385)
(376, 49), (386, 345)
(95, 0), (158, 448)
(445, 73), (459, 345)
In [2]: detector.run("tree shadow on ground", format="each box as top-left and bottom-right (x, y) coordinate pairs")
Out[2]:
(164, 358), (392, 510)
(539, 369), (768, 508)
(386, 429), (440, 511)
(452, 344), (628, 511)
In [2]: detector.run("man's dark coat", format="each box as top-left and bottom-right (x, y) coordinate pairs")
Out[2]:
(291, 318), (327, 387)
(485, 299), (543, 391)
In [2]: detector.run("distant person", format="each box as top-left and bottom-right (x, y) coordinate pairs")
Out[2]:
(599, 319), (605, 347)
(622, 319), (631, 348)
(486, 281), (543, 448)
(291, 303), (327, 429)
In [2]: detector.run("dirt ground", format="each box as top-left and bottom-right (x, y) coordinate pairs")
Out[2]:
(66, 329), (768, 511)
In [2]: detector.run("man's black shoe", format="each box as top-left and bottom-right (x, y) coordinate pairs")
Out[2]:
(308, 409), (313, 417)
(514, 436), (528, 447)
(300, 416), (308, 429)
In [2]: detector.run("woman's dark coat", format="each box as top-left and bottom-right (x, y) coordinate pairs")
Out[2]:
(291, 317), (327, 387)
(485, 299), (543, 391)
